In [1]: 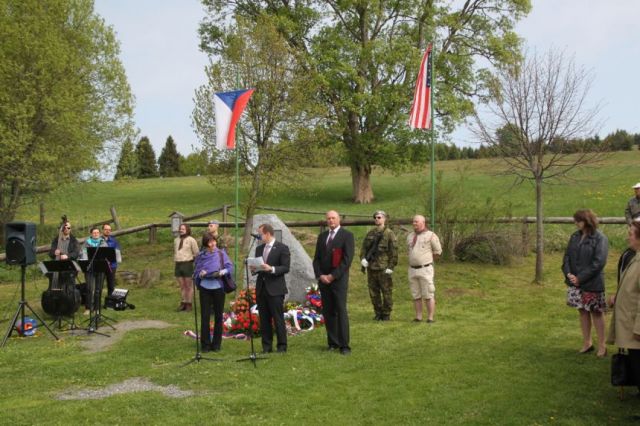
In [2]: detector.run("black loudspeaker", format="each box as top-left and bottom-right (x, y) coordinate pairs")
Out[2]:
(5, 222), (37, 265)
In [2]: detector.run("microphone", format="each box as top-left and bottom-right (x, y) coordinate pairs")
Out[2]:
(251, 233), (262, 240)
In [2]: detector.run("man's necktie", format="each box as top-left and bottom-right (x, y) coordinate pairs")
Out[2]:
(263, 244), (271, 261)
(327, 230), (335, 247)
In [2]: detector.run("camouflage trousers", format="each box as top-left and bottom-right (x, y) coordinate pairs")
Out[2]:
(367, 269), (393, 315)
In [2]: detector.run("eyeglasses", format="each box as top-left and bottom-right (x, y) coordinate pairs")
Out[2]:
(375, 216), (383, 219)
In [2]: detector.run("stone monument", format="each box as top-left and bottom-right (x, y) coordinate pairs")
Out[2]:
(248, 214), (315, 302)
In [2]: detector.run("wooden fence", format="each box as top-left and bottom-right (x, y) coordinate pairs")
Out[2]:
(0, 202), (628, 262)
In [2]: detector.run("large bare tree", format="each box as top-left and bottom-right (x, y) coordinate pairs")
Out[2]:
(474, 49), (604, 283)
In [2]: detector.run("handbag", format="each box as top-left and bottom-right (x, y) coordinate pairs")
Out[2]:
(611, 349), (636, 387)
(218, 251), (236, 294)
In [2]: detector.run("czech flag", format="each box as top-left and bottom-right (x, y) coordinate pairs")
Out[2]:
(214, 89), (255, 150)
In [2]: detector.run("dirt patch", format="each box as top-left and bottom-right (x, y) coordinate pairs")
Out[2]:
(69, 319), (172, 353)
(56, 377), (193, 400)
(443, 287), (485, 298)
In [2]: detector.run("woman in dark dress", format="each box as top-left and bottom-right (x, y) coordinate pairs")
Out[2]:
(562, 209), (609, 357)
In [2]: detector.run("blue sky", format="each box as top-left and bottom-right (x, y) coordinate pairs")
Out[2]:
(95, 0), (640, 155)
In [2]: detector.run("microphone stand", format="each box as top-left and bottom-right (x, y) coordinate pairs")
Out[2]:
(83, 244), (110, 337)
(182, 274), (222, 366)
(236, 234), (267, 368)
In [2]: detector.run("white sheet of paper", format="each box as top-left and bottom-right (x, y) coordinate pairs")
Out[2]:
(247, 257), (264, 268)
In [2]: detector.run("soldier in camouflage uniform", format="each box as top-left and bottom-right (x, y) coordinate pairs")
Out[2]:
(360, 210), (398, 321)
(207, 220), (229, 249)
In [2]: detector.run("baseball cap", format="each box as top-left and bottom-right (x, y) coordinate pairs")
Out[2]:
(633, 183), (640, 189)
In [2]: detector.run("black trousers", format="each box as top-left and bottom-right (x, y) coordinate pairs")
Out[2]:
(199, 287), (225, 350)
(104, 267), (116, 296)
(85, 272), (104, 311)
(257, 291), (287, 351)
(319, 280), (350, 350)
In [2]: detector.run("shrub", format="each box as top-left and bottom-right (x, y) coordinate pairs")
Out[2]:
(454, 231), (518, 265)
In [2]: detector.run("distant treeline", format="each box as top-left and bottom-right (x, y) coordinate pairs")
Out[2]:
(410, 129), (640, 162)
(116, 129), (640, 179)
(115, 135), (210, 179)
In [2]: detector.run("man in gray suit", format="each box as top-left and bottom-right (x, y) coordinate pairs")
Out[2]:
(254, 223), (291, 353)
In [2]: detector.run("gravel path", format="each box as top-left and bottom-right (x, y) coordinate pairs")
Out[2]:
(69, 319), (172, 353)
(56, 377), (194, 400)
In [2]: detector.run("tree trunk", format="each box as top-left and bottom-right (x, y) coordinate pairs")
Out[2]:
(534, 177), (544, 283)
(241, 164), (262, 252)
(351, 164), (374, 204)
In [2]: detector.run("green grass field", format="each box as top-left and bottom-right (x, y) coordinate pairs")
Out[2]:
(1, 152), (639, 424)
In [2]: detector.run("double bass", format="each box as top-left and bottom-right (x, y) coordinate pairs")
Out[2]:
(41, 216), (81, 317)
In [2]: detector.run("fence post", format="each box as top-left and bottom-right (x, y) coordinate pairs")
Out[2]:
(521, 217), (530, 256)
(39, 202), (45, 226)
(149, 225), (157, 244)
(110, 206), (121, 230)
(222, 204), (228, 236)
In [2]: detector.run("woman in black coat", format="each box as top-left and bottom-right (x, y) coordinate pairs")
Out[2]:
(562, 209), (609, 357)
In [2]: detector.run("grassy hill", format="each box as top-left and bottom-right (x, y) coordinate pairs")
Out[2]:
(1, 151), (639, 424)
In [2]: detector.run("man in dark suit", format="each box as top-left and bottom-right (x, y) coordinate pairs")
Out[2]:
(313, 210), (355, 355)
(253, 223), (291, 353)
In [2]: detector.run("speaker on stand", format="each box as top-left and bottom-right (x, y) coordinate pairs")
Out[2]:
(2, 222), (59, 347)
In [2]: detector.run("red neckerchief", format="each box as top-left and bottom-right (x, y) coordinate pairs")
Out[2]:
(410, 228), (427, 249)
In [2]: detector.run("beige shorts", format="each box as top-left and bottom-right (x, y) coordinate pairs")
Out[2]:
(408, 265), (435, 300)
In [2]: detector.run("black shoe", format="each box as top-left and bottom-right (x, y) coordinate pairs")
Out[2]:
(373, 314), (381, 321)
(381, 315), (390, 321)
(426, 319), (435, 324)
(277, 347), (287, 353)
(262, 348), (273, 354)
(327, 345), (339, 351)
(211, 347), (221, 353)
(201, 344), (211, 353)
(340, 348), (351, 356)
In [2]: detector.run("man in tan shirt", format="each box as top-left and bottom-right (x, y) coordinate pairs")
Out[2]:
(406, 215), (442, 323)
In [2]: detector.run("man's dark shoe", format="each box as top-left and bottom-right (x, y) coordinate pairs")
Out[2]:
(261, 348), (273, 354)
(381, 315), (390, 321)
(277, 347), (287, 353)
(340, 348), (351, 355)
(201, 344), (211, 353)
(373, 314), (381, 321)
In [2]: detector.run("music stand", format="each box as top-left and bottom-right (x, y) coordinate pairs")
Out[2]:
(79, 246), (116, 336)
(40, 260), (81, 331)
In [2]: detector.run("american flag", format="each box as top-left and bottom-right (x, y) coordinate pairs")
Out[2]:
(409, 43), (433, 129)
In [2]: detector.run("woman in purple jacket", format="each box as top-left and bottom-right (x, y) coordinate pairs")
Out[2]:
(193, 233), (233, 352)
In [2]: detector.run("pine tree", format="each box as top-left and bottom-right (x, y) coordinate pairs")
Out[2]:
(115, 139), (138, 179)
(135, 136), (158, 178)
(158, 135), (182, 177)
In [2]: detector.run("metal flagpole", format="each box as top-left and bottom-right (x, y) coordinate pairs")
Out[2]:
(234, 134), (239, 283)
(233, 76), (240, 283)
(429, 43), (436, 231)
